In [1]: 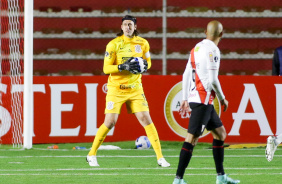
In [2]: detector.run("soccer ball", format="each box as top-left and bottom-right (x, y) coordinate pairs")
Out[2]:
(135, 136), (151, 149)
(130, 57), (146, 74)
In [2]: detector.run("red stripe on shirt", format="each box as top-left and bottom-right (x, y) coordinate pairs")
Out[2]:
(190, 48), (207, 104)
(209, 90), (216, 104)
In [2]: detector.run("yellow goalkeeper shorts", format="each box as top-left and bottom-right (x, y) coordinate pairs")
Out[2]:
(105, 88), (149, 114)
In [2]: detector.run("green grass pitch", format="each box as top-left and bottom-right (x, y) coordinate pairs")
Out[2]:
(0, 141), (281, 184)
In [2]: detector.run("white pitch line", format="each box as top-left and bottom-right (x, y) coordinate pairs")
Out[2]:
(1, 172), (282, 176)
(1, 148), (279, 152)
(0, 167), (282, 172)
(1, 155), (281, 158)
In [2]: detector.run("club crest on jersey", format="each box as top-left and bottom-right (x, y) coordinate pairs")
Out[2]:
(135, 45), (142, 53)
(106, 101), (114, 110)
(209, 52), (213, 62)
(105, 51), (109, 57)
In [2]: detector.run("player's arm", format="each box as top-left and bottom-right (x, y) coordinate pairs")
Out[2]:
(103, 42), (139, 74)
(209, 69), (228, 111)
(182, 56), (192, 101)
(208, 69), (225, 100)
(142, 40), (152, 71)
(207, 51), (228, 111)
(103, 42), (119, 74)
(179, 56), (192, 116)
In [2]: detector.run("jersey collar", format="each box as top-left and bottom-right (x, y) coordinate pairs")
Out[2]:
(203, 39), (218, 49)
(122, 34), (135, 42)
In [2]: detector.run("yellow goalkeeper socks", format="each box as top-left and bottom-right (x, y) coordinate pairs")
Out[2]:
(88, 124), (110, 156)
(144, 123), (163, 160)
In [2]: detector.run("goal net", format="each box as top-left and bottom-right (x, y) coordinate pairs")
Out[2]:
(0, 0), (24, 146)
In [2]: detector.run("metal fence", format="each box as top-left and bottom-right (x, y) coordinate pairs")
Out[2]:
(32, 0), (282, 76)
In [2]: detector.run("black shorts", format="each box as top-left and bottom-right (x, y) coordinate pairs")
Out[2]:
(188, 102), (223, 136)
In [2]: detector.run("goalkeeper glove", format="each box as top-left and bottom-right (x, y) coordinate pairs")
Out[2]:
(130, 59), (148, 74)
(143, 59), (148, 73)
(118, 58), (139, 73)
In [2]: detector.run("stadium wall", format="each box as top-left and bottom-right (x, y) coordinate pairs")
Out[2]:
(0, 75), (281, 144)
(31, 0), (282, 76)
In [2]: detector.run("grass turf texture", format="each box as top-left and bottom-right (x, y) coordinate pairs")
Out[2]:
(0, 141), (281, 184)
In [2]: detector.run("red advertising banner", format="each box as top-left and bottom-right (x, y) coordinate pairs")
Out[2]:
(0, 75), (281, 144)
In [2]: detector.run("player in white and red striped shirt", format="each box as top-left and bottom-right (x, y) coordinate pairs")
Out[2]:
(172, 20), (240, 184)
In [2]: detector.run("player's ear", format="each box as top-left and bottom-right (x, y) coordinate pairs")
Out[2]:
(134, 25), (137, 30)
(219, 31), (223, 38)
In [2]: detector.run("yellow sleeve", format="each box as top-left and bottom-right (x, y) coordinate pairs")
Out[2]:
(143, 40), (152, 69)
(103, 41), (119, 74)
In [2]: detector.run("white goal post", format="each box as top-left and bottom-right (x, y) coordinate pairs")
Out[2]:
(23, 0), (34, 149)
(0, 0), (33, 148)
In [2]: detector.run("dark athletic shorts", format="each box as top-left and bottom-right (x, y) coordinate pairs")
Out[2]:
(188, 102), (223, 136)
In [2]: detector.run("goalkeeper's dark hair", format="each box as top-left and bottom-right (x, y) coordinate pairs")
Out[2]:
(117, 15), (139, 36)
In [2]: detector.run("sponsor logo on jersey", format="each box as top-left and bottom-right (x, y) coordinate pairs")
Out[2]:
(109, 51), (114, 59)
(135, 45), (142, 53)
(105, 51), (109, 57)
(120, 84), (133, 89)
(209, 52), (213, 62)
(135, 39), (143, 42)
(214, 56), (219, 62)
(195, 46), (200, 52)
(122, 57), (133, 63)
(164, 82), (221, 138)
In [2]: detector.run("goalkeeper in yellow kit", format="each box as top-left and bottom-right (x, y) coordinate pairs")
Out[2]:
(86, 15), (170, 167)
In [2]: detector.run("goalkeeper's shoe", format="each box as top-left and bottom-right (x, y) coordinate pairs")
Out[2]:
(172, 178), (188, 184)
(266, 136), (278, 162)
(216, 174), (240, 184)
(157, 157), (170, 167)
(86, 155), (99, 166)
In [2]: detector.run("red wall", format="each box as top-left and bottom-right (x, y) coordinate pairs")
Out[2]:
(1, 75), (282, 144)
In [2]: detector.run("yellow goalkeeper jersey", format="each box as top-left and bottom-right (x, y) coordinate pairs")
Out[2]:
(103, 35), (152, 91)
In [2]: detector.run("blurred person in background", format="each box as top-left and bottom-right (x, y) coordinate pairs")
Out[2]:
(86, 15), (170, 168)
(272, 46), (282, 76)
(266, 134), (282, 161)
(172, 20), (240, 184)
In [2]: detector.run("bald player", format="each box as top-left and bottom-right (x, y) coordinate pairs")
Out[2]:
(172, 21), (240, 184)
(86, 15), (170, 168)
